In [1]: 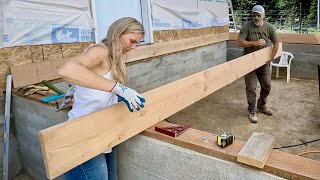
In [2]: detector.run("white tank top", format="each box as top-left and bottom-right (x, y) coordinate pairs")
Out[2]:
(67, 44), (118, 153)
(67, 70), (118, 121)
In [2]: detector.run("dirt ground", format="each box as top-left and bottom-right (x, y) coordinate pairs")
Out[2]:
(167, 77), (320, 161)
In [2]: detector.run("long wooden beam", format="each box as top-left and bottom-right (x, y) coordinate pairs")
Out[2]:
(229, 32), (320, 44)
(39, 43), (282, 179)
(143, 121), (320, 180)
(11, 33), (229, 88)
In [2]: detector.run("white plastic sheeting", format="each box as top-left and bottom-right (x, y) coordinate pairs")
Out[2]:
(151, 0), (229, 30)
(0, 0), (4, 47)
(0, 0), (94, 48)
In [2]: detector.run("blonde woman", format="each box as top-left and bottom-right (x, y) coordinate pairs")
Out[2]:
(59, 17), (145, 180)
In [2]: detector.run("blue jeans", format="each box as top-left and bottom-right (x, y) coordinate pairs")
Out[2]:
(64, 149), (118, 180)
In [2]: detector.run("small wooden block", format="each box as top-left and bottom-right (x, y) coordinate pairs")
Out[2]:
(237, 132), (275, 168)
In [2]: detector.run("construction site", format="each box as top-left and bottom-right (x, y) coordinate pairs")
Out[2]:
(0, 0), (319, 180)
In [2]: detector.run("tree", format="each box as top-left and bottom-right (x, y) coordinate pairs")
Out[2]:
(231, 0), (314, 28)
(276, 0), (299, 26)
(232, 0), (257, 26)
(307, 0), (318, 26)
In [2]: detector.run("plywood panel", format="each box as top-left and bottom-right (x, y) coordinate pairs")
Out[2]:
(153, 26), (228, 43)
(31, 45), (44, 63)
(42, 45), (62, 61)
(39, 43), (282, 179)
(0, 42), (91, 92)
(37, 60), (65, 82)
(0, 62), (10, 92)
(11, 63), (38, 88)
(61, 42), (91, 58)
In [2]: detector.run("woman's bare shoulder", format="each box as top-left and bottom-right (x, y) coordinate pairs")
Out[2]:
(84, 44), (110, 62)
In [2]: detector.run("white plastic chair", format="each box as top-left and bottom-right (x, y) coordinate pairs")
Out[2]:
(270, 52), (294, 83)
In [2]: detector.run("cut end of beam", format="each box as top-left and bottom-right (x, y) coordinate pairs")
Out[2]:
(237, 132), (275, 169)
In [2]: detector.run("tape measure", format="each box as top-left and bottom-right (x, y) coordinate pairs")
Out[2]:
(217, 132), (235, 148)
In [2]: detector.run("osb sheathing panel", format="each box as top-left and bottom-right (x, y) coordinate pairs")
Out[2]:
(61, 42), (92, 58)
(0, 62), (10, 91)
(42, 44), (63, 61)
(0, 42), (93, 93)
(153, 25), (228, 43)
(31, 45), (44, 63)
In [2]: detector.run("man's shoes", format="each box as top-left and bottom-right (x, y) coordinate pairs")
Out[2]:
(258, 107), (273, 116)
(248, 113), (258, 123)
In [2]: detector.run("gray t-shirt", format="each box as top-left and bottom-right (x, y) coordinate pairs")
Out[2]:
(239, 20), (278, 55)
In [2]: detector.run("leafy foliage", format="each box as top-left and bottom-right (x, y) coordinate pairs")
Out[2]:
(231, 0), (318, 28)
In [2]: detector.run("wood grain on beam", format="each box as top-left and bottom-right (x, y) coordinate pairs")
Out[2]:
(143, 121), (320, 180)
(237, 132), (275, 168)
(11, 33), (228, 88)
(39, 43), (282, 179)
(229, 32), (320, 44)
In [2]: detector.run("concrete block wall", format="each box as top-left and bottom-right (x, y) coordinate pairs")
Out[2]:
(118, 135), (284, 180)
(227, 41), (320, 80)
(12, 96), (67, 180)
(128, 41), (226, 93)
(283, 44), (320, 79)
(10, 41), (227, 179)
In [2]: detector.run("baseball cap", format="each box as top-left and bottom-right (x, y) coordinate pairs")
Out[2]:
(252, 5), (265, 14)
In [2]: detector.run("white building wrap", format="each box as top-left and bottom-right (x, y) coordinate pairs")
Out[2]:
(151, 0), (229, 30)
(0, 0), (94, 48)
(0, 0), (4, 47)
(0, 0), (228, 48)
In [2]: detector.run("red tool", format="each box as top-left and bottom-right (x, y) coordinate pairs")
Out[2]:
(155, 125), (192, 138)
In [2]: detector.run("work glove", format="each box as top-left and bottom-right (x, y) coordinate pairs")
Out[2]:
(111, 82), (145, 112)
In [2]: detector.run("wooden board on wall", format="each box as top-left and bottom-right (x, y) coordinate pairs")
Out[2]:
(126, 33), (229, 63)
(143, 121), (320, 180)
(229, 32), (320, 44)
(237, 132), (275, 168)
(4, 31), (320, 91)
(11, 33), (229, 88)
(0, 42), (91, 92)
(278, 33), (320, 44)
(11, 63), (39, 88)
(39, 43), (282, 179)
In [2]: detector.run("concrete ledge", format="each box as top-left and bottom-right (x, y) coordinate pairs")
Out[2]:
(119, 135), (284, 180)
(142, 121), (320, 180)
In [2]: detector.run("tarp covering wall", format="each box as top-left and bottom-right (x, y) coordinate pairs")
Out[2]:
(0, 0), (229, 48)
(151, 0), (229, 30)
(0, 0), (94, 48)
(0, 0), (4, 47)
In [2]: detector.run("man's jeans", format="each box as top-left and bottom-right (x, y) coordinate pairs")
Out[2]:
(64, 149), (118, 180)
(245, 64), (271, 113)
